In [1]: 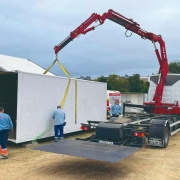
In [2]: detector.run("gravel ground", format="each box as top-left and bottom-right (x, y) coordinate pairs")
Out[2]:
(1, 130), (180, 180)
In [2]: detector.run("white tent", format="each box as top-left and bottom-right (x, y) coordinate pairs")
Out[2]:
(0, 54), (55, 76)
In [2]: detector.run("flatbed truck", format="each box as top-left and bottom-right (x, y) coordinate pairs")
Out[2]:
(34, 9), (180, 162)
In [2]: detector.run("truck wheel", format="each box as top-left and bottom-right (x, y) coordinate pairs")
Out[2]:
(163, 125), (169, 148)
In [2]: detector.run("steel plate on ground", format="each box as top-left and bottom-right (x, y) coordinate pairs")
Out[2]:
(33, 140), (140, 162)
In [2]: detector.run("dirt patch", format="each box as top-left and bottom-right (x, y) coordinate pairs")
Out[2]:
(1, 132), (180, 180)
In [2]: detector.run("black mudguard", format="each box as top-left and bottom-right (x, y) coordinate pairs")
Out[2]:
(148, 119), (169, 147)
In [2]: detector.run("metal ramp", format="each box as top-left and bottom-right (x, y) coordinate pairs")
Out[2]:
(34, 140), (140, 162)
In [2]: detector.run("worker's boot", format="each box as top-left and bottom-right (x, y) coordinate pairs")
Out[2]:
(60, 137), (64, 141)
(0, 155), (8, 159)
(54, 137), (58, 142)
(0, 148), (8, 159)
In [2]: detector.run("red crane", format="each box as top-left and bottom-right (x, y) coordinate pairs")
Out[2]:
(53, 9), (179, 115)
(33, 10), (180, 160)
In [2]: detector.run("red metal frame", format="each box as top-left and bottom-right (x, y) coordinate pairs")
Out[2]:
(99, 9), (168, 107)
(54, 13), (101, 54)
(53, 9), (178, 115)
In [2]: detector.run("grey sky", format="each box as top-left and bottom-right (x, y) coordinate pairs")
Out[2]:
(0, 0), (180, 77)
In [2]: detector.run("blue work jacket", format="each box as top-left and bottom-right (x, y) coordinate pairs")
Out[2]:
(110, 104), (122, 115)
(52, 108), (66, 125)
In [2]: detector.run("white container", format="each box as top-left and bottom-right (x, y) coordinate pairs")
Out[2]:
(121, 93), (147, 113)
(0, 71), (106, 143)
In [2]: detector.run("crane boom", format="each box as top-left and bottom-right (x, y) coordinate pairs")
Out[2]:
(54, 9), (169, 109)
(100, 9), (168, 106)
(54, 13), (101, 54)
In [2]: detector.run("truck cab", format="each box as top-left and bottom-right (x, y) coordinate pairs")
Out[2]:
(148, 74), (180, 103)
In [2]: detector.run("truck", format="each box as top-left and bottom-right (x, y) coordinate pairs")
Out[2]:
(34, 9), (180, 163)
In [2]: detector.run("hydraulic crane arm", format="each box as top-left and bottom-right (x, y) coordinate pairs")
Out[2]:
(54, 13), (102, 54)
(54, 9), (169, 105)
(100, 9), (169, 105)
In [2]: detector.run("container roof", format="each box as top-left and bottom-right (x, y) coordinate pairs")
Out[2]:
(0, 54), (55, 76)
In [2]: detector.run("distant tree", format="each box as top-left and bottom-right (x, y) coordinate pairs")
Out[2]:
(169, 60), (180, 73)
(119, 78), (129, 92)
(96, 74), (149, 93)
(128, 74), (142, 92)
(142, 81), (150, 93)
(107, 74), (121, 90)
(96, 75), (111, 89)
(96, 75), (107, 83)
(80, 76), (85, 79)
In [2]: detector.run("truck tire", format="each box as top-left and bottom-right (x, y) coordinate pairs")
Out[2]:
(163, 125), (169, 148)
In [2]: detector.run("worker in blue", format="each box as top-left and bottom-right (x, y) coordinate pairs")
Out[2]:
(110, 100), (122, 117)
(52, 105), (66, 142)
(0, 107), (13, 159)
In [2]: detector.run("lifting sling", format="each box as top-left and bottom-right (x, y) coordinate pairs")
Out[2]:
(32, 58), (78, 143)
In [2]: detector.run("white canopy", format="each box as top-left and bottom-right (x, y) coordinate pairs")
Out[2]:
(0, 54), (55, 76)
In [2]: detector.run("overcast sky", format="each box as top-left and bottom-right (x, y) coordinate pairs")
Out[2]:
(0, 0), (180, 78)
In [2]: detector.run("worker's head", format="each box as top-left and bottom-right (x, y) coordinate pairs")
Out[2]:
(0, 107), (4, 113)
(115, 100), (119, 105)
(57, 105), (61, 109)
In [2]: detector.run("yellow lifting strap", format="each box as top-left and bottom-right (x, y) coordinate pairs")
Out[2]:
(32, 57), (78, 143)
(60, 78), (71, 108)
(57, 60), (71, 78)
(43, 59), (57, 75)
(75, 79), (78, 123)
(43, 59), (71, 78)
(43, 57), (78, 122)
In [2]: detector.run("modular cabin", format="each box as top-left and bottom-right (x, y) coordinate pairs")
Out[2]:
(0, 71), (106, 143)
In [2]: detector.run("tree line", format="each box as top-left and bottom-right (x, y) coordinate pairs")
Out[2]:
(96, 74), (149, 93)
(95, 60), (180, 93)
(169, 60), (180, 73)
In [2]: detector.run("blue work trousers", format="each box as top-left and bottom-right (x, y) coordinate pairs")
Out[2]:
(54, 125), (64, 138)
(0, 129), (9, 149)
